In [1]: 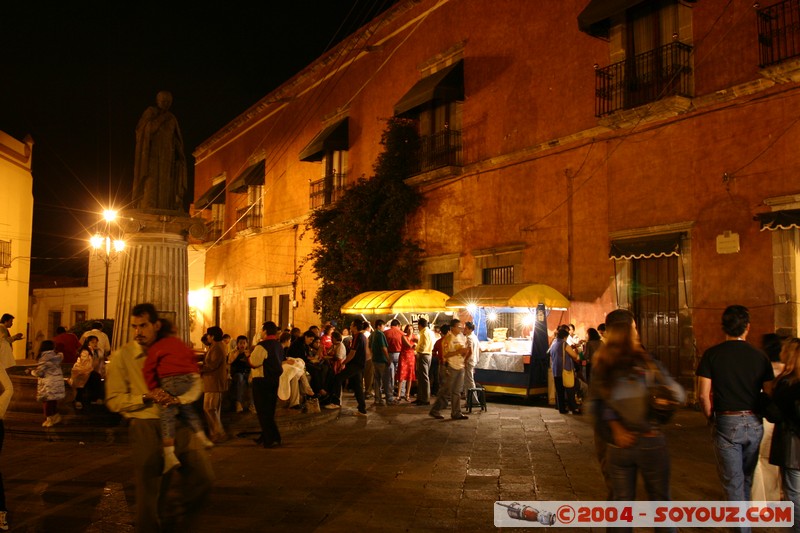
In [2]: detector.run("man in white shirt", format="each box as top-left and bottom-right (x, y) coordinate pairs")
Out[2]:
(429, 319), (470, 420)
(414, 318), (436, 405)
(463, 321), (480, 402)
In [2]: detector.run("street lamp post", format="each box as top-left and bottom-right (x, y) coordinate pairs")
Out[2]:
(90, 210), (125, 320)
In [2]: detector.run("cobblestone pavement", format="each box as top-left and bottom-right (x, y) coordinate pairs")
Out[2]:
(0, 396), (788, 532)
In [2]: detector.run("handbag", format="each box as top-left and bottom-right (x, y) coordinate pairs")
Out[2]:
(304, 397), (321, 414)
(645, 359), (683, 424)
(561, 344), (575, 388)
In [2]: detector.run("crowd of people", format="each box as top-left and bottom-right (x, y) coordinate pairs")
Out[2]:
(5, 302), (800, 532)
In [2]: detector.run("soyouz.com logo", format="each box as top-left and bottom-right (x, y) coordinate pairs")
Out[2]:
(494, 501), (793, 528)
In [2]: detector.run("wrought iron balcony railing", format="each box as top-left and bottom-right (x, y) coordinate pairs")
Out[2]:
(309, 173), (346, 209)
(412, 130), (462, 174)
(595, 41), (693, 117)
(758, 0), (800, 67)
(236, 204), (262, 233)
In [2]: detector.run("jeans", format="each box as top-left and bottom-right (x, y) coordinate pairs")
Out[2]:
(782, 468), (800, 531)
(713, 413), (763, 503)
(415, 353), (432, 403)
(372, 362), (394, 403)
(431, 365), (465, 419)
(608, 433), (675, 533)
(161, 374), (203, 439)
(231, 372), (248, 405)
(553, 375), (578, 413)
(332, 364), (366, 413)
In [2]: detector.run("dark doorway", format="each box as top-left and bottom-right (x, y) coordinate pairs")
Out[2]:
(631, 255), (680, 377)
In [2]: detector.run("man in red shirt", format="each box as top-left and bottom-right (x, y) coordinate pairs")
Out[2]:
(384, 320), (404, 397)
(53, 326), (81, 365)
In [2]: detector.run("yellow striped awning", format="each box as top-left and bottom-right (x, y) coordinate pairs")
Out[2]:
(340, 289), (451, 315)
(446, 284), (570, 310)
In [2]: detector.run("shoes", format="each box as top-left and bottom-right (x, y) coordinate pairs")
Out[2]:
(248, 405), (257, 413)
(74, 401), (83, 410)
(195, 431), (215, 449)
(452, 414), (469, 420)
(42, 417), (53, 427)
(235, 402), (244, 413)
(372, 401), (386, 407)
(210, 433), (228, 444)
(558, 410), (569, 414)
(414, 400), (430, 406)
(163, 452), (181, 474)
(51, 413), (62, 425)
(429, 413), (444, 420)
(0, 510), (8, 531)
(324, 403), (341, 410)
(572, 409), (583, 415)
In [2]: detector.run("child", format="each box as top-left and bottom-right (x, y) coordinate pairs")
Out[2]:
(143, 319), (213, 473)
(33, 340), (65, 427)
(69, 335), (97, 409)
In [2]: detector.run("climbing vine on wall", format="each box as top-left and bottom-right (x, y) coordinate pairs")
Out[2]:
(307, 116), (423, 324)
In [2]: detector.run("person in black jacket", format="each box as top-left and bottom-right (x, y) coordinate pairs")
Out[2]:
(248, 321), (284, 448)
(769, 338), (800, 531)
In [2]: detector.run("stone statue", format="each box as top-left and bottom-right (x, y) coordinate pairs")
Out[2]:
(132, 91), (187, 211)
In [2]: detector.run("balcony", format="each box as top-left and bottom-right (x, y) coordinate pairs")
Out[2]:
(595, 42), (693, 117)
(236, 204), (262, 233)
(758, 0), (800, 67)
(412, 130), (462, 174)
(309, 173), (345, 209)
(204, 220), (224, 242)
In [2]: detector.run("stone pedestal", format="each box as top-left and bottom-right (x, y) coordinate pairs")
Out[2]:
(112, 210), (205, 348)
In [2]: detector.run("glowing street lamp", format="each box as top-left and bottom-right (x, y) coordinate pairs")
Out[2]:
(90, 209), (125, 319)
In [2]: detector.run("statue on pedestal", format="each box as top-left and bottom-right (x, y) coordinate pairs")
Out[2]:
(132, 91), (187, 211)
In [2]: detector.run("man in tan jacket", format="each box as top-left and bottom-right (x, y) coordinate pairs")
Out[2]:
(201, 326), (229, 443)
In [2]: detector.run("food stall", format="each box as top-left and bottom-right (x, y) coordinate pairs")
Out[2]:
(339, 289), (451, 324)
(446, 284), (570, 400)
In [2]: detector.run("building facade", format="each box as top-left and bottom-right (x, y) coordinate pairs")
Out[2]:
(0, 130), (33, 362)
(192, 0), (800, 396)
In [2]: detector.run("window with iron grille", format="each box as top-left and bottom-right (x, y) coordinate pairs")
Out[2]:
(758, 0), (800, 67)
(594, 0), (693, 116)
(0, 240), (10, 268)
(482, 266), (514, 285)
(431, 272), (454, 296)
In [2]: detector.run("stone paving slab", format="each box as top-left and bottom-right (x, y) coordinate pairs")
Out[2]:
(0, 396), (790, 532)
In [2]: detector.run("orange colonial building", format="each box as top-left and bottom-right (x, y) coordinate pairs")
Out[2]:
(192, 0), (800, 397)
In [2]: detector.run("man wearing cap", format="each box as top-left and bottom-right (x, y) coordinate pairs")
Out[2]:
(106, 303), (213, 532)
(201, 326), (229, 443)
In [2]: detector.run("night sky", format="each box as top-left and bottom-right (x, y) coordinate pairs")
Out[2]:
(3, 1), (395, 278)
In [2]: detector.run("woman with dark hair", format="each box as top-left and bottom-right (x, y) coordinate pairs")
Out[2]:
(768, 338), (800, 531)
(69, 335), (97, 409)
(753, 333), (786, 502)
(589, 312), (684, 524)
(549, 327), (580, 414)
(583, 328), (602, 384)
(398, 325), (417, 402)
